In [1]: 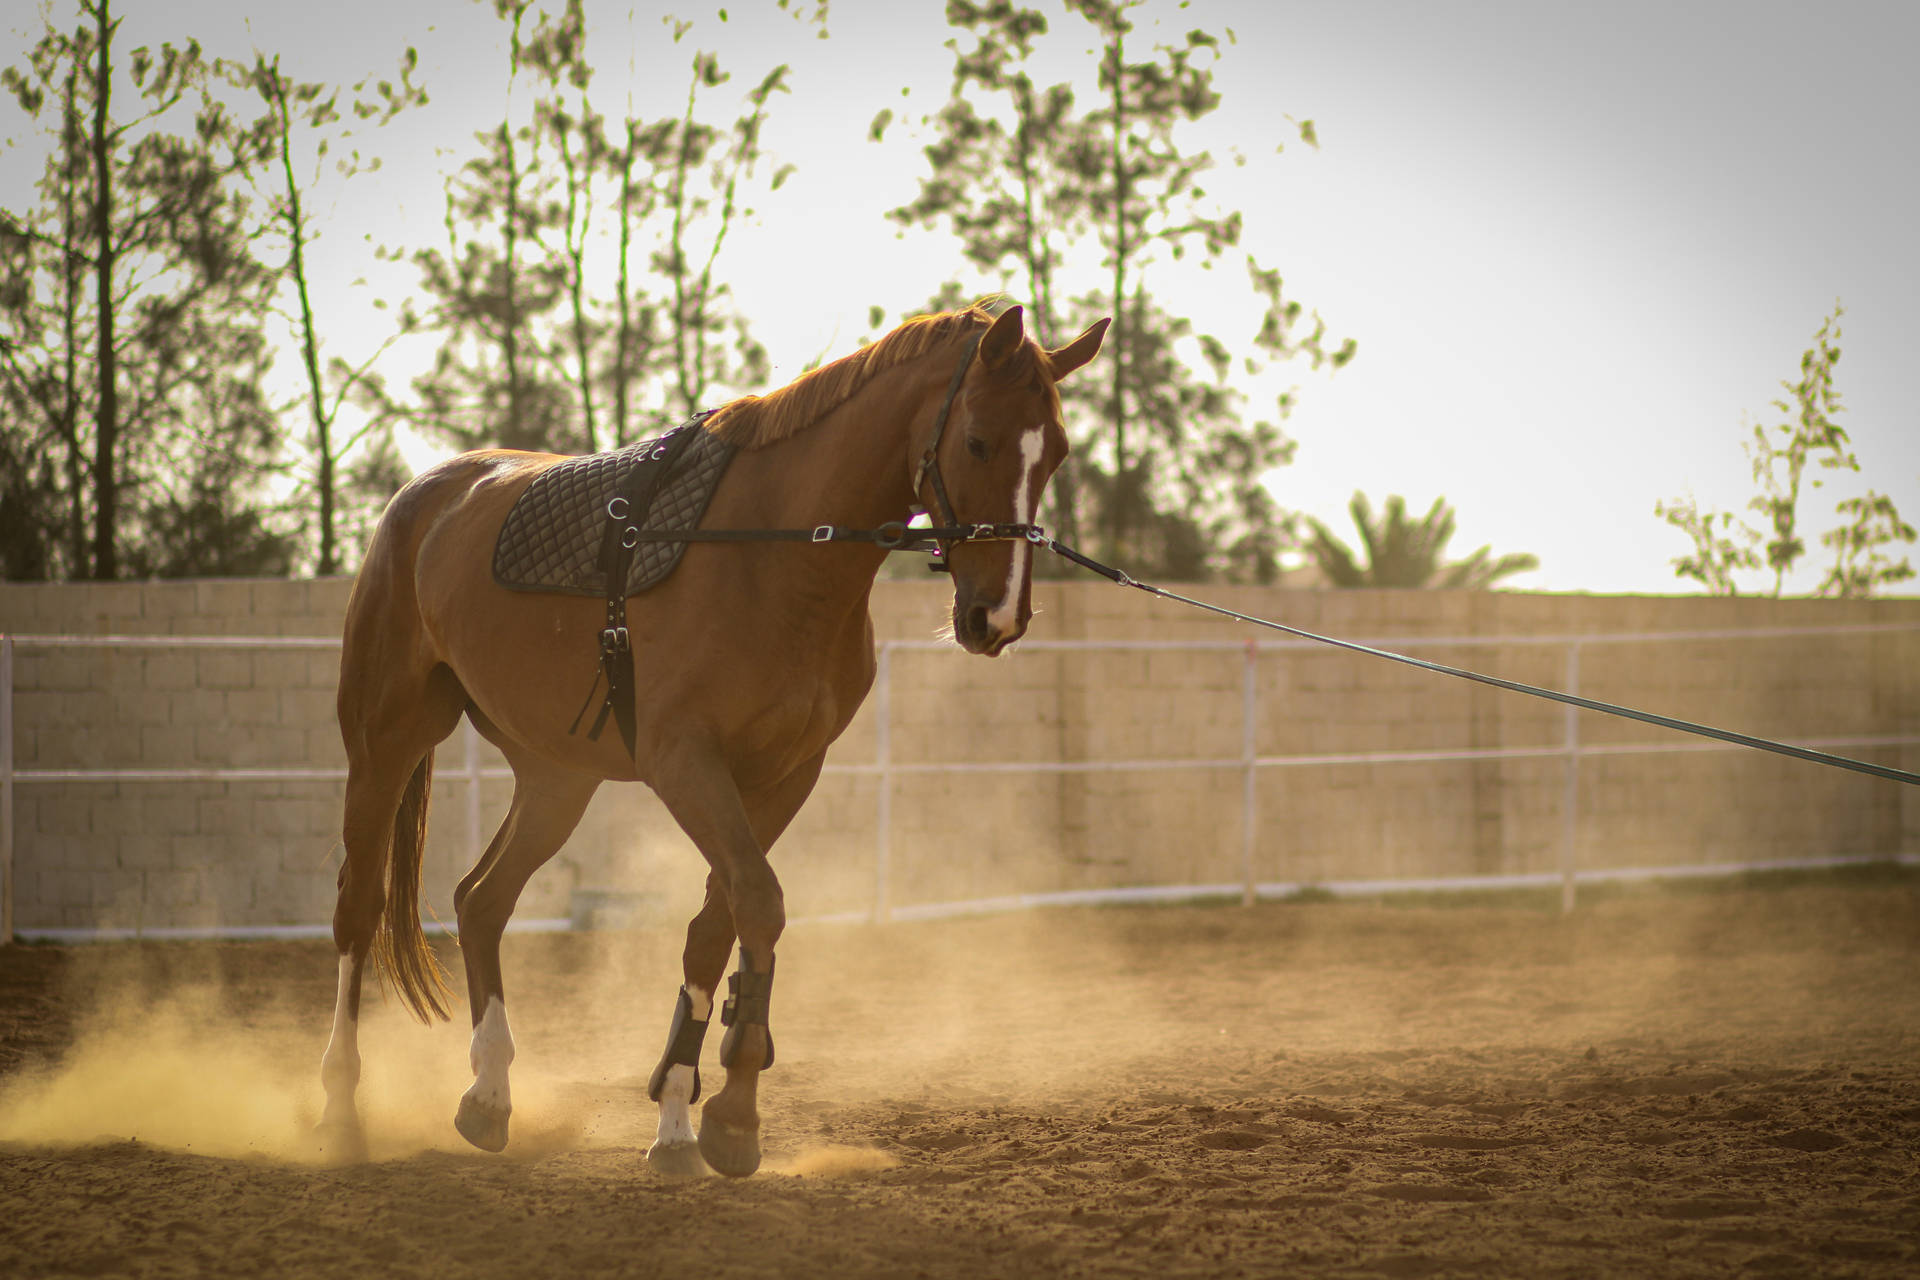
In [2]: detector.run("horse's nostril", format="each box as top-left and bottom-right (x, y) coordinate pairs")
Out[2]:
(966, 604), (991, 638)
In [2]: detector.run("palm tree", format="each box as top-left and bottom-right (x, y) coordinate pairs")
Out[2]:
(1305, 492), (1539, 589)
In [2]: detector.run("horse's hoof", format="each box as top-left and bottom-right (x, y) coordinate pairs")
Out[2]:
(314, 1113), (368, 1165)
(454, 1096), (511, 1153)
(646, 1139), (711, 1177)
(697, 1119), (761, 1178)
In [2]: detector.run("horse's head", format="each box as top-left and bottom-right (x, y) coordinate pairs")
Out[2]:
(916, 305), (1108, 656)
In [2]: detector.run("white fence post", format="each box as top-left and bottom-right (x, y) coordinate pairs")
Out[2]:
(1560, 641), (1583, 914)
(2, 634), (13, 945)
(873, 643), (893, 924)
(1241, 638), (1258, 907)
(463, 715), (484, 863)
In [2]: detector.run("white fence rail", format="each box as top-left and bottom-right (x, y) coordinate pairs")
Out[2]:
(4, 624), (1918, 943)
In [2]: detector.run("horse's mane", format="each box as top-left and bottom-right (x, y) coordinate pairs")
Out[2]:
(705, 304), (1007, 450)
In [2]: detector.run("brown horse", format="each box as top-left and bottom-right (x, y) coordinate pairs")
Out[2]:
(317, 304), (1107, 1175)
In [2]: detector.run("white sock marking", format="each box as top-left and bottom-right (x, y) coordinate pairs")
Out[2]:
(654, 984), (712, 1149)
(320, 954), (359, 1113)
(985, 425), (1045, 635)
(464, 996), (515, 1114)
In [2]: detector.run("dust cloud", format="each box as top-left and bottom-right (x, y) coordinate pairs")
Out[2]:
(0, 952), (591, 1164)
(771, 1144), (901, 1177)
(0, 901), (1276, 1167)
(2, 879), (1913, 1170)
(0, 990), (314, 1158)
(3, 881), (1919, 1279)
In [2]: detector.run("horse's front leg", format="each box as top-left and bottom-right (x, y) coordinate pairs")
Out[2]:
(699, 937), (777, 1176)
(645, 749), (816, 1177)
(645, 878), (729, 1176)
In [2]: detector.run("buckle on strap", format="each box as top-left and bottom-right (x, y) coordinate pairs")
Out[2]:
(599, 626), (630, 654)
(811, 525), (836, 543)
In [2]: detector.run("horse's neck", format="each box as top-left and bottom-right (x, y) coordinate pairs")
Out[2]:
(736, 357), (938, 532)
(697, 357), (941, 633)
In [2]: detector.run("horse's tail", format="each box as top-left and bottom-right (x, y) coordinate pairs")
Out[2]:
(373, 749), (454, 1023)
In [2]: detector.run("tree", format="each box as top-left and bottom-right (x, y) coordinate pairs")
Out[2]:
(641, 6), (830, 426)
(891, 0), (1353, 581)
(402, 0), (575, 454)
(1821, 492), (1917, 597)
(887, 2), (1076, 344)
(1654, 501), (1758, 597)
(1656, 304), (1914, 597)
(602, 109), (675, 447)
(656, 40), (787, 422)
(1, 0), (289, 579)
(531, 6), (608, 453)
(0, 30), (84, 578)
(243, 48), (426, 575)
(311, 417), (413, 578)
(392, 3), (804, 456)
(886, 2), (1087, 546)
(1305, 493), (1538, 589)
(0, 418), (59, 579)
(121, 319), (295, 578)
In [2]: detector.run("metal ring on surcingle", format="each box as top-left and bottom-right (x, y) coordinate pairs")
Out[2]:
(874, 522), (907, 550)
(608, 496), (630, 520)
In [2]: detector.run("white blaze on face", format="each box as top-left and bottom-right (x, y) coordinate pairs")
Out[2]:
(463, 995), (516, 1114)
(654, 983), (712, 1149)
(985, 424), (1046, 635)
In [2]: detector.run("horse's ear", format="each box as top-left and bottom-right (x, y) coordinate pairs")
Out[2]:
(979, 305), (1026, 370)
(1046, 318), (1110, 382)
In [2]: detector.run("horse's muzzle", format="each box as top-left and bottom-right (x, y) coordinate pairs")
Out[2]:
(955, 600), (1024, 656)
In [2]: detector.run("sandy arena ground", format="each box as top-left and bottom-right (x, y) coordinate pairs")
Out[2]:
(2, 877), (1918, 1278)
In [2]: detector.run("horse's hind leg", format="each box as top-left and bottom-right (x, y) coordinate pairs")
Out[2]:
(320, 653), (465, 1159)
(319, 756), (411, 1159)
(450, 757), (599, 1153)
(320, 737), (460, 1155)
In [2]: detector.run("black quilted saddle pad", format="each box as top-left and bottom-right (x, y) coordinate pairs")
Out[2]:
(491, 419), (735, 597)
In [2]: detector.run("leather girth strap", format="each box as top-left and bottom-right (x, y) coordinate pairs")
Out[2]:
(574, 423), (706, 758)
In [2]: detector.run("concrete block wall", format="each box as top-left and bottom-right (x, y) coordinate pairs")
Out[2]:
(2, 580), (360, 933)
(4, 576), (1917, 935)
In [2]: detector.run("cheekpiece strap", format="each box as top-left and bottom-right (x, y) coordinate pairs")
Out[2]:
(913, 331), (984, 529)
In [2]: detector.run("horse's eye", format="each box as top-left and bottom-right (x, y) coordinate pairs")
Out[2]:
(965, 436), (989, 461)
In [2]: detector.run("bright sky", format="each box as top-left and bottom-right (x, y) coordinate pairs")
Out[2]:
(4, 0), (1915, 594)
